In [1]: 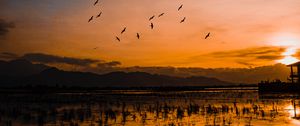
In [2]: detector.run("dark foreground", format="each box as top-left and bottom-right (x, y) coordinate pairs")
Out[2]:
(0, 87), (300, 126)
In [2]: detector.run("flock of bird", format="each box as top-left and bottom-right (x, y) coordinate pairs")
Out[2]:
(88, 1), (102, 24)
(88, 0), (211, 42)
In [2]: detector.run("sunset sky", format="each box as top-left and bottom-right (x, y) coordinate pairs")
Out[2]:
(1, 0), (300, 68)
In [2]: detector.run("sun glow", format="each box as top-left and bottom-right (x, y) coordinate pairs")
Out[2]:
(276, 47), (299, 65)
(282, 47), (297, 56)
(271, 34), (300, 65)
(285, 104), (300, 117)
(277, 56), (299, 65)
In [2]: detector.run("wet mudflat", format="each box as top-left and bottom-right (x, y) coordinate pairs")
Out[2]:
(0, 88), (299, 126)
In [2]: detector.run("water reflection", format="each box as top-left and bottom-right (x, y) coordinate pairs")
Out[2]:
(0, 89), (299, 126)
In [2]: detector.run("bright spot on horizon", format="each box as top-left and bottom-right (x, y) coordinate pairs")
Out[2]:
(277, 47), (299, 65)
(277, 56), (299, 65)
(282, 47), (297, 56)
(270, 34), (300, 65)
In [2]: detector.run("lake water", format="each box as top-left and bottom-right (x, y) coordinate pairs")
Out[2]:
(0, 88), (300, 126)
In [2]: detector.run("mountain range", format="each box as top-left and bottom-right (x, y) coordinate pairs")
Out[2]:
(0, 59), (235, 87)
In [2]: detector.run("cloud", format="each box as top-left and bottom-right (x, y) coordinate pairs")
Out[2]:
(256, 55), (283, 60)
(0, 52), (19, 60)
(21, 53), (102, 66)
(206, 46), (285, 60)
(189, 46), (286, 67)
(97, 61), (121, 68)
(0, 19), (15, 37)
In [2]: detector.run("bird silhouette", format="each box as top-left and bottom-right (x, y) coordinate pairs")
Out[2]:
(116, 36), (121, 41)
(94, 47), (98, 50)
(158, 13), (165, 17)
(121, 27), (126, 34)
(205, 32), (210, 39)
(178, 4), (183, 11)
(96, 12), (102, 18)
(180, 17), (186, 23)
(149, 15), (155, 21)
(88, 16), (94, 22)
(94, 0), (99, 6)
(137, 33), (140, 39)
(150, 23), (154, 29)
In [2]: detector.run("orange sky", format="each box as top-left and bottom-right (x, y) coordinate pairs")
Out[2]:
(1, 0), (300, 68)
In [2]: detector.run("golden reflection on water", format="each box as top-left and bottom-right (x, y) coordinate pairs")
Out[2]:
(0, 90), (300, 126)
(286, 105), (297, 117)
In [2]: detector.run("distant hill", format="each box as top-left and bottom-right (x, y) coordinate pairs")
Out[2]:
(0, 59), (49, 76)
(0, 59), (235, 87)
(0, 59), (50, 87)
(89, 64), (290, 84)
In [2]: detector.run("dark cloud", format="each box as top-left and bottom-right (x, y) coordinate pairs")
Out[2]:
(97, 61), (121, 68)
(21, 53), (102, 66)
(0, 52), (19, 60)
(0, 19), (15, 37)
(206, 46), (285, 60)
(256, 55), (283, 60)
(190, 46), (286, 67)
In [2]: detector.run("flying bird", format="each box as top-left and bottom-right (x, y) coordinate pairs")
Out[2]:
(94, 47), (98, 50)
(149, 15), (155, 21)
(158, 13), (165, 17)
(150, 23), (154, 29)
(137, 33), (140, 39)
(121, 27), (126, 34)
(180, 17), (186, 23)
(178, 4), (183, 11)
(96, 12), (102, 18)
(94, 0), (99, 6)
(116, 36), (121, 41)
(205, 32), (210, 39)
(88, 16), (94, 22)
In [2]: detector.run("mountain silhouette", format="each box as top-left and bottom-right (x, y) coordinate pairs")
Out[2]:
(24, 67), (103, 87)
(91, 64), (290, 84)
(0, 59), (49, 87)
(0, 59), (235, 87)
(0, 59), (49, 76)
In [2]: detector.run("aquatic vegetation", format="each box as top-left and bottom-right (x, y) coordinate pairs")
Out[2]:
(0, 90), (299, 126)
